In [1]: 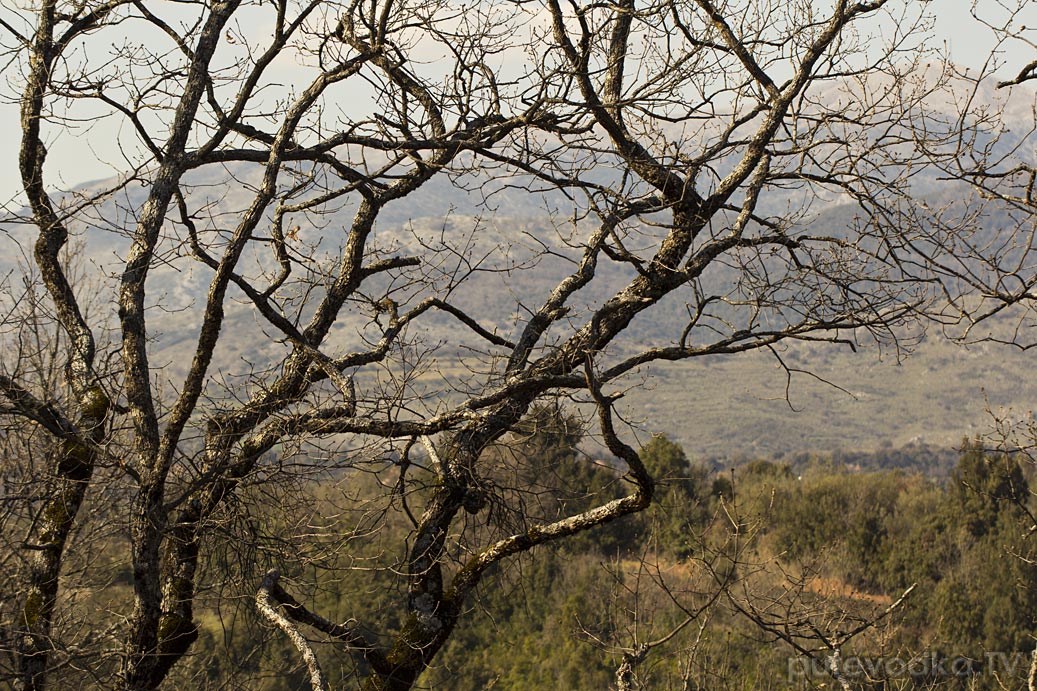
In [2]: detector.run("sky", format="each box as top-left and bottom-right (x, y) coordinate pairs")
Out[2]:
(0, 0), (1033, 209)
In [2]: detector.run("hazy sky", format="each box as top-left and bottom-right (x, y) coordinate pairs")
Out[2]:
(0, 0), (1032, 209)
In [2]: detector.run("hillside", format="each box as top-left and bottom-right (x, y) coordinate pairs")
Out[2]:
(3, 162), (1036, 471)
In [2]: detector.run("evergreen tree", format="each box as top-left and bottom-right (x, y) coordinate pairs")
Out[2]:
(953, 438), (1028, 537)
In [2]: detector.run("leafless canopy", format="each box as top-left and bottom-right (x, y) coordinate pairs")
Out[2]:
(0, 0), (985, 689)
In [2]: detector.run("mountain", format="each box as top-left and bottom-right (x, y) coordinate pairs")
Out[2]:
(4, 77), (1037, 469)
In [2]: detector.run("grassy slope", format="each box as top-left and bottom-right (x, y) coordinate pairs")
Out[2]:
(619, 335), (1036, 462)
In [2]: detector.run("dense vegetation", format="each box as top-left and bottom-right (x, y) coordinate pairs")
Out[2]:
(131, 415), (1037, 691)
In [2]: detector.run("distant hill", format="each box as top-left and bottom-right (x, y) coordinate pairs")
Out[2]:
(3, 140), (1037, 474)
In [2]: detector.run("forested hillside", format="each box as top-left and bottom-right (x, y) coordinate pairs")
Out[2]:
(138, 419), (1036, 690)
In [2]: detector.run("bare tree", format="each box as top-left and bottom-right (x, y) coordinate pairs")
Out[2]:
(899, 1), (1037, 342)
(0, 0), (978, 689)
